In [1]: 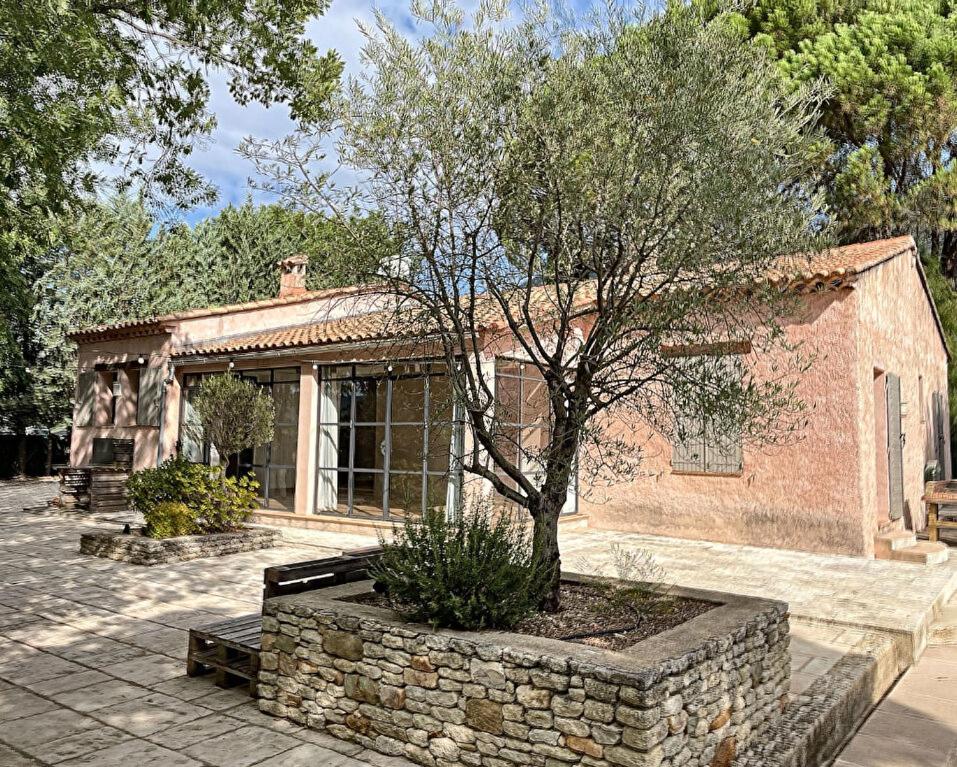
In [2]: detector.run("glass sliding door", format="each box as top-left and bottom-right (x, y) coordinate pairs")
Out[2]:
(237, 367), (300, 511)
(315, 363), (462, 520)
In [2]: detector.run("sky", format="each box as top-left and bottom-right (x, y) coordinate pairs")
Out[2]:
(179, 0), (419, 225)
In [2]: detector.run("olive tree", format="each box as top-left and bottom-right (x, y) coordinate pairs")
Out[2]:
(244, 1), (827, 610)
(192, 374), (275, 464)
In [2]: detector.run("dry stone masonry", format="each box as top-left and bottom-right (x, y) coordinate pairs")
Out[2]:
(258, 580), (790, 767)
(79, 526), (281, 565)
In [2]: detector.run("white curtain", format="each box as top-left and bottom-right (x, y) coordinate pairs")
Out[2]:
(444, 401), (463, 520)
(316, 379), (341, 512)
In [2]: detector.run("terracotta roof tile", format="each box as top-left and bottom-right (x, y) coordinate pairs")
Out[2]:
(80, 237), (919, 354)
(68, 284), (381, 342)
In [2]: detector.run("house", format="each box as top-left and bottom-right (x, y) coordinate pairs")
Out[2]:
(67, 237), (951, 561)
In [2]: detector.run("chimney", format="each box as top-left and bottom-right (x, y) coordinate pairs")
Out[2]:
(278, 254), (308, 298)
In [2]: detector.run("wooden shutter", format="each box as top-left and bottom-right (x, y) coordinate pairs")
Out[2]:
(672, 407), (705, 471)
(886, 373), (904, 520)
(704, 355), (743, 474)
(74, 371), (96, 427)
(137, 365), (165, 427)
(934, 392), (947, 471)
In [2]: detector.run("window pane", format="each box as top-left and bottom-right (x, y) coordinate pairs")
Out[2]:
(427, 423), (453, 473)
(273, 382), (300, 424)
(271, 425), (298, 467)
(352, 472), (384, 516)
(250, 467), (268, 501)
(353, 426), (385, 471)
(429, 375), (454, 424)
(243, 370), (271, 385)
(390, 425), (424, 470)
(267, 468), (296, 510)
(316, 468), (348, 514)
(391, 377), (426, 423)
(354, 378), (384, 423)
(273, 367), (299, 382)
(426, 475), (450, 514)
(495, 363), (522, 424)
(388, 472), (423, 517)
(523, 370), (549, 427)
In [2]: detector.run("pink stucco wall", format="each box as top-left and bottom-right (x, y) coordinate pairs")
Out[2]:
(582, 253), (950, 558)
(853, 252), (951, 542)
(581, 289), (874, 556)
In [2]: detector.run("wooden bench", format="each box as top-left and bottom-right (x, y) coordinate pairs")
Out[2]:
(186, 545), (383, 696)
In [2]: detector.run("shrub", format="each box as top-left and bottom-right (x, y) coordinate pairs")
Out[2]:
(126, 456), (260, 536)
(195, 470), (259, 533)
(145, 501), (197, 539)
(127, 456), (211, 516)
(371, 502), (549, 630)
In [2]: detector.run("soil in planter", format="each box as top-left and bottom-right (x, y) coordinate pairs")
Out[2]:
(343, 582), (715, 651)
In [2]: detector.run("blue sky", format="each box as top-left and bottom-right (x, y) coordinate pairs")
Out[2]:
(179, 0), (419, 225)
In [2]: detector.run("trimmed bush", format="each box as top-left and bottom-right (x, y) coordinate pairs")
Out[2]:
(145, 501), (197, 539)
(126, 456), (260, 537)
(371, 504), (548, 630)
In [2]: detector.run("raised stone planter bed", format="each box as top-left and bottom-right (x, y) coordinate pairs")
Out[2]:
(80, 526), (282, 565)
(258, 576), (790, 767)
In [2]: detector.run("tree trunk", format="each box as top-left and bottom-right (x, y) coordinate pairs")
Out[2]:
(45, 435), (53, 476)
(16, 434), (28, 478)
(532, 497), (564, 612)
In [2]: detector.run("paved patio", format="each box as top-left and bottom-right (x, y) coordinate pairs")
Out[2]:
(835, 598), (957, 767)
(2, 479), (956, 765)
(0, 481), (413, 767)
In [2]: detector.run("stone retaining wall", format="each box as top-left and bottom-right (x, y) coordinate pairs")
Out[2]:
(258, 579), (790, 767)
(79, 526), (281, 565)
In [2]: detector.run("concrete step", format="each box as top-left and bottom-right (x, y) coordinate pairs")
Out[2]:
(890, 541), (950, 565)
(874, 530), (918, 559)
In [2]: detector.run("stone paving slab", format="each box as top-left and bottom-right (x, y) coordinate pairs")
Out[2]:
(0, 480), (414, 767)
(560, 529), (957, 659)
(3, 478), (951, 767)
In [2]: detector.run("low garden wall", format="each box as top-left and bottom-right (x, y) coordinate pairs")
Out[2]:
(79, 526), (282, 565)
(257, 578), (790, 767)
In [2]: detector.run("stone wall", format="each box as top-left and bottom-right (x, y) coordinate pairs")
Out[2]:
(79, 526), (281, 565)
(257, 580), (790, 767)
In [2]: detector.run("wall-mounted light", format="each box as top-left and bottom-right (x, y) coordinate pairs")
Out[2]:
(137, 355), (145, 365)
(228, 359), (235, 370)
(311, 363), (319, 371)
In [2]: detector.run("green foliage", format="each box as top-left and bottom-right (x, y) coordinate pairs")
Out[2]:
(0, 0), (341, 220)
(922, 255), (957, 437)
(709, 0), (957, 264)
(195, 472), (260, 534)
(144, 502), (198, 539)
(371, 505), (550, 631)
(191, 374), (276, 460)
(126, 455), (259, 535)
(127, 456), (215, 517)
(11, 196), (393, 436)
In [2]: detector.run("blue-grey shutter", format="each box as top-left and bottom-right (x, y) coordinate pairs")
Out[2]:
(886, 372), (904, 521)
(672, 405), (705, 471)
(74, 371), (96, 427)
(704, 355), (743, 474)
(137, 365), (165, 427)
(934, 391), (947, 471)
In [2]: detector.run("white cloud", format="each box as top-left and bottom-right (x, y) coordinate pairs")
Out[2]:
(182, 0), (415, 221)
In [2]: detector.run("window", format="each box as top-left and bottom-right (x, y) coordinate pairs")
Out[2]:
(493, 359), (577, 514)
(671, 354), (743, 475)
(178, 368), (301, 511)
(315, 363), (462, 520)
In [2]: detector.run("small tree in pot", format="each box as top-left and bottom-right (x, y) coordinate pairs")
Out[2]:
(192, 374), (276, 465)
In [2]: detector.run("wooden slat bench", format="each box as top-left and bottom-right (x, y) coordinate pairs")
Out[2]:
(186, 545), (382, 696)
